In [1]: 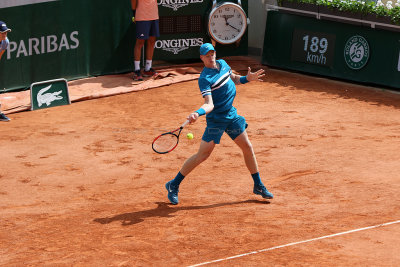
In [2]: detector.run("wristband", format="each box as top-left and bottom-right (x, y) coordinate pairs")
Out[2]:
(240, 76), (249, 84)
(195, 108), (206, 116)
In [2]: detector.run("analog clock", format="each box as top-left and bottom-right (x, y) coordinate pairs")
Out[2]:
(207, 0), (249, 46)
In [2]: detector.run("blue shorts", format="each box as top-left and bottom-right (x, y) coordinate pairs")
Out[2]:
(202, 115), (248, 144)
(136, 20), (160, 39)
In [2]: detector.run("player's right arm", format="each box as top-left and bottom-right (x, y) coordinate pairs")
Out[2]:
(0, 50), (5, 61)
(187, 95), (213, 123)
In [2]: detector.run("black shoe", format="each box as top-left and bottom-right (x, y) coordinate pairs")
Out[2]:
(143, 68), (158, 77)
(133, 70), (143, 81)
(0, 113), (10, 122)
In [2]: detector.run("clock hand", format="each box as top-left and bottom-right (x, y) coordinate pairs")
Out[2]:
(227, 23), (240, 32)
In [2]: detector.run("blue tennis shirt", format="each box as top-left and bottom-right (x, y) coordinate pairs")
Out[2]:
(198, 59), (238, 122)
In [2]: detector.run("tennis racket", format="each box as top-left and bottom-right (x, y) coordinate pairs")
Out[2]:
(152, 120), (190, 154)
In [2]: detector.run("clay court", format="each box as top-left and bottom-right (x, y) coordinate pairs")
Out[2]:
(1, 58), (400, 266)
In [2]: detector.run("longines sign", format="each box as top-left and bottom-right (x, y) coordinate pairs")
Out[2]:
(158, 0), (204, 11)
(155, 38), (203, 54)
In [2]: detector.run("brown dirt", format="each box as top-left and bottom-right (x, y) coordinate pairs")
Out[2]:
(1, 59), (400, 266)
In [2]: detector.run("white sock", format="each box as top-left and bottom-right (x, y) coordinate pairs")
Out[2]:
(145, 60), (152, 71)
(134, 61), (141, 71)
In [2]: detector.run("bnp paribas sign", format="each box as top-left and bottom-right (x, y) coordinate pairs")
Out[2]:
(0, 0), (59, 8)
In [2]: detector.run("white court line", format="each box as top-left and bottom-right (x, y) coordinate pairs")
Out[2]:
(188, 219), (400, 267)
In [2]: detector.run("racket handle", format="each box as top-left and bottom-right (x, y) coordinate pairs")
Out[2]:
(181, 120), (190, 128)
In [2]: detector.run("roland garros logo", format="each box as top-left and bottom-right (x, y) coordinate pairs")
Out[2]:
(344, 35), (370, 70)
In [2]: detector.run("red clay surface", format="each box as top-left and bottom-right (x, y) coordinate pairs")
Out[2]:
(1, 59), (400, 266)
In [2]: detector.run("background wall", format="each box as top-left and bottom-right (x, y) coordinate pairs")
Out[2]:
(262, 11), (400, 89)
(248, 0), (276, 56)
(0, 0), (134, 92)
(0, 0), (249, 92)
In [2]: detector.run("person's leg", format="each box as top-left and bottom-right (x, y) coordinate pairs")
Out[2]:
(233, 130), (258, 174)
(143, 36), (157, 75)
(134, 21), (150, 62)
(143, 20), (159, 76)
(233, 131), (273, 199)
(227, 116), (258, 174)
(145, 36), (156, 62)
(227, 116), (273, 199)
(133, 39), (145, 81)
(180, 140), (215, 176)
(134, 21), (151, 80)
(134, 39), (145, 67)
(170, 140), (215, 187)
(166, 140), (215, 205)
(166, 139), (216, 205)
(166, 121), (225, 205)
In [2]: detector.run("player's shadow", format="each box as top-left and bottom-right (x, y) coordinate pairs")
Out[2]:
(93, 199), (269, 226)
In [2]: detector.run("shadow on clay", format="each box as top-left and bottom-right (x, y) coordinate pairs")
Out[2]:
(93, 199), (269, 226)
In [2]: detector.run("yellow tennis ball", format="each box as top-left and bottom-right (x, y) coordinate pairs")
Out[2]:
(186, 133), (194, 140)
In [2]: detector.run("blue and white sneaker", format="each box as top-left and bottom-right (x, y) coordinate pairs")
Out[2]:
(165, 181), (179, 205)
(253, 184), (273, 199)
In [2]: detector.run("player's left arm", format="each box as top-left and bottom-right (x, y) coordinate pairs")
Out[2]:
(231, 67), (265, 85)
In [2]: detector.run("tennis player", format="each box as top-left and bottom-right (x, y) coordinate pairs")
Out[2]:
(165, 43), (273, 205)
(0, 20), (11, 122)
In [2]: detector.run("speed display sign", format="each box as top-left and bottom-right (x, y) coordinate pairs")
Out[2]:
(291, 29), (336, 67)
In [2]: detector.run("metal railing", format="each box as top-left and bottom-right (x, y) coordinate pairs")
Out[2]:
(265, 4), (400, 30)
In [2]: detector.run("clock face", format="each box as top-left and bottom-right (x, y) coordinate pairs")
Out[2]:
(208, 3), (247, 45)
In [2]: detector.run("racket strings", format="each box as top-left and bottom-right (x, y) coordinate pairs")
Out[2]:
(153, 133), (178, 153)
